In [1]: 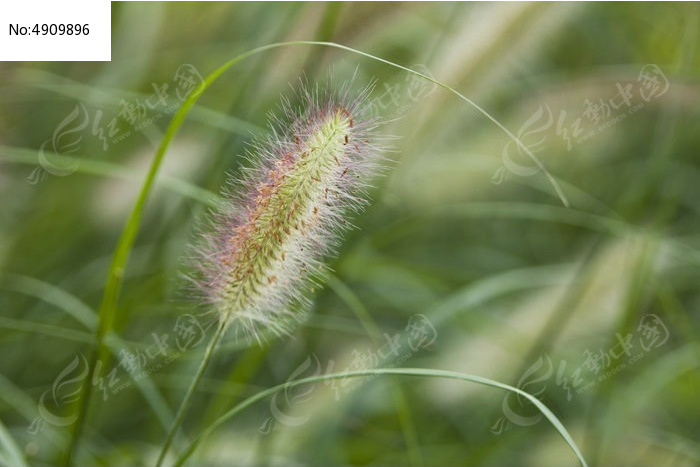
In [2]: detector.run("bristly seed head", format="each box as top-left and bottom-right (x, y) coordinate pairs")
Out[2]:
(193, 81), (384, 339)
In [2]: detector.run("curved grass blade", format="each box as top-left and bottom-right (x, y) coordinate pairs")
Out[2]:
(172, 367), (587, 467)
(65, 40), (573, 464)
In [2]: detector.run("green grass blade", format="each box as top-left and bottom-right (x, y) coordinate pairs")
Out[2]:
(370, 202), (634, 249)
(14, 68), (263, 137)
(0, 146), (220, 209)
(427, 263), (575, 327)
(173, 367), (587, 467)
(64, 40), (574, 464)
(0, 317), (178, 436)
(154, 321), (227, 467)
(0, 274), (174, 441)
(0, 316), (93, 343)
(0, 419), (27, 467)
(0, 372), (70, 453)
(0, 272), (96, 329)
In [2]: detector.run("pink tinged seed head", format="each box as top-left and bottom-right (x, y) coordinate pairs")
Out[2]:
(194, 83), (383, 339)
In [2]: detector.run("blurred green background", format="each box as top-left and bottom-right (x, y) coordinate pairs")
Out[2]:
(1, 2), (699, 466)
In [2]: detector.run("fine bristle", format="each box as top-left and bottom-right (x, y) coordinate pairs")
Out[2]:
(188, 81), (386, 341)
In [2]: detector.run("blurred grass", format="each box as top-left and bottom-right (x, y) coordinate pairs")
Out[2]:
(1, 2), (699, 466)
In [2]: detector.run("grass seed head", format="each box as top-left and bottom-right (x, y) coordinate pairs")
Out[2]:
(193, 81), (384, 339)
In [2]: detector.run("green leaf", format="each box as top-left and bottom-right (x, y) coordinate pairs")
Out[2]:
(173, 367), (588, 467)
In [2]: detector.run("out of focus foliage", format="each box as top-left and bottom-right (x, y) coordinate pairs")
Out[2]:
(1, 2), (699, 466)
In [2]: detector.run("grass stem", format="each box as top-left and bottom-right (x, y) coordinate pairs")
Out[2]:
(155, 321), (227, 467)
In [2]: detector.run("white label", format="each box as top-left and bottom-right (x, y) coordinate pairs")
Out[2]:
(1, 0), (110, 61)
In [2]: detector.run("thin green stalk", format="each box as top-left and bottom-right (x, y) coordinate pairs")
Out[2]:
(64, 40), (570, 464)
(195, 344), (267, 434)
(155, 321), (227, 467)
(173, 367), (587, 467)
(63, 43), (277, 465)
